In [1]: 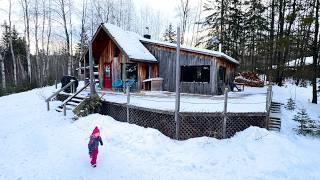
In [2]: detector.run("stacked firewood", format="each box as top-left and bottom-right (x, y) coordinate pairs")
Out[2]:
(235, 72), (264, 87)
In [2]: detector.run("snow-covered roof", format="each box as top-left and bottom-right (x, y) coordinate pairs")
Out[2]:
(287, 56), (313, 67)
(101, 23), (157, 62)
(140, 38), (240, 65)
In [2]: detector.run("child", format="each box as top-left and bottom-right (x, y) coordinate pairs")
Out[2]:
(88, 126), (103, 167)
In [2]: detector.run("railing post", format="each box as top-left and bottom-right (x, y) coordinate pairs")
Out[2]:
(126, 84), (130, 123)
(47, 101), (50, 111)
(63, 104), (66, 116)
(175, 26), (181, 140)
(223, 88), (228, 138)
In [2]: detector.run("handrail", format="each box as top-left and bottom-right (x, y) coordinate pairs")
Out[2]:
(62, 82), (91, 116)
(45, 80), (75, 102)
(46, 80), (75, 111)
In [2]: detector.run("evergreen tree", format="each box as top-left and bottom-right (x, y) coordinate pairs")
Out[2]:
(285, 97), (296, 111)
(163, 24), (177, 43)
(293, 109), (320, 136)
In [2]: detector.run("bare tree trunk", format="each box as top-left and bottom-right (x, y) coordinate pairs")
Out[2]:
(59, 0), (71, 75)
(312, 0), (319, 104)
(9, 0), (17, 86)
(41, 0), (46, 86)
(69, 0), (73, 76)
(79, 0), (87, 80)
(179, 0), (190, 45)
(45, 0), (52, 83)
(0, 52), (5, 90)
(21, 0), (32, 83)
(34, 0), (40, 84)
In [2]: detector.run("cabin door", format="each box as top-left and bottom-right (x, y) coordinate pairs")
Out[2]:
(104, 63), (112, 88)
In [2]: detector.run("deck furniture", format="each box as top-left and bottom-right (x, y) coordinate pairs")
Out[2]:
(112, 80), (123, 91)
(142, 78), (163, 91)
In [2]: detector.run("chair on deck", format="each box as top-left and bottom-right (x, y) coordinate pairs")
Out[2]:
(112, 80), (123, 91)
(126, 79), (135, 88)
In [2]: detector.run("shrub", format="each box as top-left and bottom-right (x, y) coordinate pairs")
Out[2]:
(74, 94), (102, 117)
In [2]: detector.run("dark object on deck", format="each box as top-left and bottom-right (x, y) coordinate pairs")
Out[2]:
(143, 34), (151, 39)
(61, 75), (79, 93)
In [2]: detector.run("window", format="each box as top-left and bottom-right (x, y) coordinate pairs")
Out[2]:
(122, 63), (137, 81)
(181, 66), (210, 83)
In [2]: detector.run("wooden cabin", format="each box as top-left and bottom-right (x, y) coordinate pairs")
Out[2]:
(82, 23), (239, 95)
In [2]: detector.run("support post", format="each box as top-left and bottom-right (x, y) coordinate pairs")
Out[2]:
(175, 27), (181, 140)
(89, 39), (96, 96)
(223, 88), (228, 138)
(126, 84), (130, 123)
(63, 104), (66, 116)
(47, 101), (50, 111)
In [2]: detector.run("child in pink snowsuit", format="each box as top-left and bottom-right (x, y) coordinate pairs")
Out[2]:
(88, 126), (103, 167)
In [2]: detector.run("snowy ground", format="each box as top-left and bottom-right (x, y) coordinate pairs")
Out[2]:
(0, 83), (320, 180)
(78, 86), (268, 113)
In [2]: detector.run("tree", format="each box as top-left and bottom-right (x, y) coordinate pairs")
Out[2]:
(0, 48), (5, 90)
(21, 0), (32, 83)
(8, 0), (17, 86)
(163, 24), (177, 43)
(312, 0), (319, 104)
(57, 0), (72, 75)
(178, 0), (190, 45)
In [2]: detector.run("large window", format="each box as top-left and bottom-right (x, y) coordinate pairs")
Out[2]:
(121, 63), (137, 81)
(181, 65), (210, 82)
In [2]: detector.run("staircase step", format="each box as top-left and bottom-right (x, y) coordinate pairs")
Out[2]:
(269, 127), (280, 131)
(269, 121), (281, 126)
(67, 101), (80, 106)
(72, 98), (84, 103)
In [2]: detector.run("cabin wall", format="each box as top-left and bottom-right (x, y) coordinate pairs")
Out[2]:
(144, 43), (236, 95)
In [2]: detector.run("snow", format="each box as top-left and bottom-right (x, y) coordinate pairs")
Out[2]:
(287, 56), (313, 67)
(140, 38), (239, 65)
(102, 23), (157, 62)
(80, 87), (268, 113)
(0, 83), (320, 179)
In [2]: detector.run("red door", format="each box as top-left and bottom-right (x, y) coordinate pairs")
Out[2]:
(104, 63), (112, 89)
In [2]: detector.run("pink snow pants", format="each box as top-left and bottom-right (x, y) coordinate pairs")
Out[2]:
(90, 149), (98, 165)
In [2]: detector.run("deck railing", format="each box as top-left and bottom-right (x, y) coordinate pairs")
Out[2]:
(45, 80), (75, 111)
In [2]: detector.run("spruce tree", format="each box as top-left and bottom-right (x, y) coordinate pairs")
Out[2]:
(163, 24), (177, 43)
(293, 109), (320, 136)
(285, 97), (296, 110)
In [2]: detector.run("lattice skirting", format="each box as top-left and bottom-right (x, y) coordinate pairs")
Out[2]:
(101, 102), (267, 140)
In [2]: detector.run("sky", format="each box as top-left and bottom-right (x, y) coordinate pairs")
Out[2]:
(0, 0), (185, 52)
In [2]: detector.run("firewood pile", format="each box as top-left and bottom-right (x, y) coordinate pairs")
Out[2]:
(235, 72), (264, 87)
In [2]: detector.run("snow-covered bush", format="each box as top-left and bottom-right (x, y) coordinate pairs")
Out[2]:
(293, 109), (320, 136)
(285, 98), (296, 111)
(74, 95), (102, 117)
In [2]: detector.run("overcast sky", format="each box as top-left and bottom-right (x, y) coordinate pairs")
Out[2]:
(0, 0), (181, 35)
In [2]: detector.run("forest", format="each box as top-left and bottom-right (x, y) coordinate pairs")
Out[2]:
(0, 0), (319, 103)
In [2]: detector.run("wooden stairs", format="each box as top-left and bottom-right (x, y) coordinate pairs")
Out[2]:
(55, 82), (91, 115)
(268, 101), (282, 132)
(55, 96), (86, 113)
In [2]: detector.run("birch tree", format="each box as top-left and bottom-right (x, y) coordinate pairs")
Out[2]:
(178, 0), (190, 45)
(45, 0), (52, 84)
(0, 51), (5, 90)
(57, 0), (72, 75)
(21, 0), (32, 83)
(8, 0), (17, 86)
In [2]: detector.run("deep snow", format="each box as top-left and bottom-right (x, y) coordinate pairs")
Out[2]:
(0, 83), (320, 180)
